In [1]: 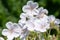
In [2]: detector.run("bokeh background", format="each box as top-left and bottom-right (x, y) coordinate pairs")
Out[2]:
(0, 0), (60, 39)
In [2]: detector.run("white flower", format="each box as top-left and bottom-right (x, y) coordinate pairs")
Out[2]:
(36, 14), (49, 23)
(18, 21), (29, 40)
(54, 19), (60, 25)
(18, 19), (26, 25)
(2, 22), (21, 40)
(20, 28), (29, 40)
(24, 21), (35, 31)
(48, 15), (60, 28)
(37, 7), (48, 18)
(22, 1), (38, 16)
(19, 13), (36, 29)
(34, 19), (50, 32)
(48, 15), (55, 22)
(0, 37), (4, 40)
(20, 13), (27, 19)
(39, 15), (49, 22)
(48, 15), (60, 25)
(19, 17), (38, 32)
(38, 7), (48, 14)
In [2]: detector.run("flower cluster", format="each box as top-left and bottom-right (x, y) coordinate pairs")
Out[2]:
(1, 1), (60, 40)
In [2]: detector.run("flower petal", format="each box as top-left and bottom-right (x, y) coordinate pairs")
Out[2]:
(27, 1), (38, 8)
(27, 1), (33, 5)
(12, 31), (20, 38)
(48, 15), (55, 22)
(13, 23), (20, 29)
(7, 35), (14, 40)
(6, 22), (13, 29)
(18, 19), (26, 26)
(20, 29), (29, 40)
(38, 7), (43, 14)
(25, 21), (35, 31)
(20, 13), (26, 19)
(54, 19), (60, 25)
(2, 29), (9, 36)
(38, 7), (48, 14)
(22, 5), (30, 12)
(41, 9), (48, 14)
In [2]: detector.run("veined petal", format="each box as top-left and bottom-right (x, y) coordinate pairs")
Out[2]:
(22, 5), (30, 12)
(27, 1), (33, 5)
(25, 21), (35, 31)
(12, 31), (20, 38)
(13, 23), (20, 29)
(6, 22), (13, 29)
(40, 15), (49, 22)
(2, 29), (9, 36)
(33, 2), (38, 8)
(48, 15), (55, 22)
(38, 7), (43, 13)
(44, 23), (50, 29)
(13, 24), (22, 37)
(32, 9), (38, 15)
(18, 19), (26, 25)
(34, 26), (46, 32)
(7, 35), (14, 40)
(41, 9), (48, 14)
(54, 19), (60, 25)
(27, 1), (38, 8)
(20, 13), (26, 19)
(38, 7), (48, 15)
(20, 29), (29, 40)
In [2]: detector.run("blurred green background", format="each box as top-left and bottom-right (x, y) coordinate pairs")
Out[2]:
(0, 0), (60, 37)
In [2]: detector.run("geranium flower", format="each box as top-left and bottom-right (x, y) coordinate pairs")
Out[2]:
(20, 13), (27, 19)
(34, 19), (50, 32)
(48, 15), (55, 23)
(54, 19), (60, 25)
(19, 13), (36, 29)
(18, 21), (29, 40)
(20, 28), (29, 40)
(24, 21), (35, 31)
(37, 7), (48, 18)
(48, 15), (60, 25)
(22, 1), (38, 16)
(0, 37), (4, 40)
(39, 15), (49, 23)
(48, 15), (60, 28)
(38, 7), (48, 14)
(2, 22), (21, 40)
